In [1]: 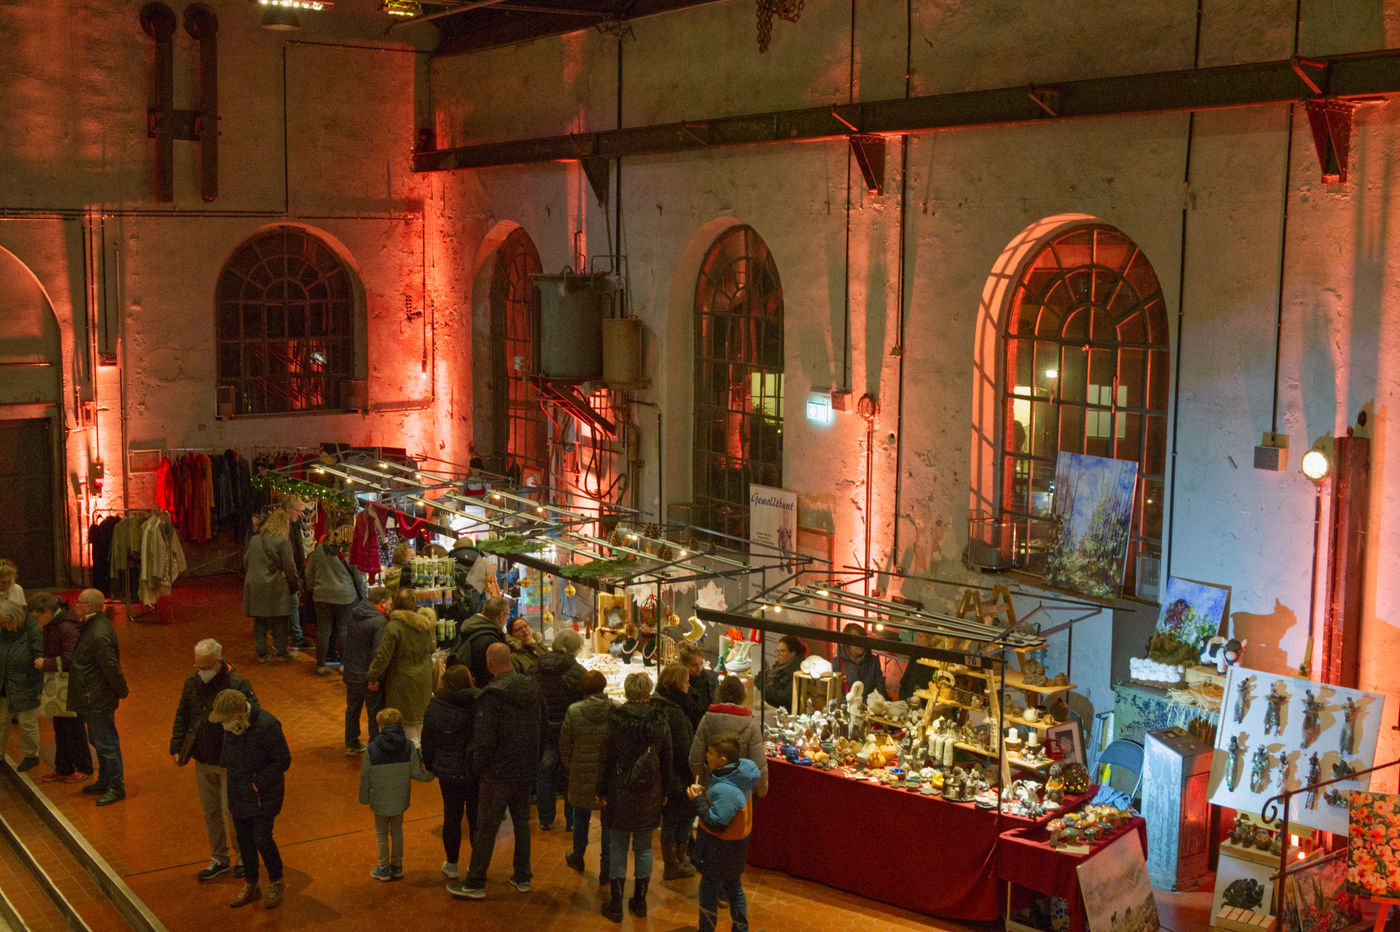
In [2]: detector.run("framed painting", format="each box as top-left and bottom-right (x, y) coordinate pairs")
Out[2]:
(1047, 721), (1084, 766)
(1344, 792), (1400, 898)
(1154, 576), (1230, 647)
(1042, 452), (1138, 598)
(1280, 851), (1365, 932)
(1077, 829), (1160, 932)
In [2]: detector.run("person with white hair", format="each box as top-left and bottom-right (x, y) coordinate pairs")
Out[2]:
(170, 638), (258, 881)
(70, 589), (128, 806)
(0, 599), (42, 772)
(0, 558), (24, 607)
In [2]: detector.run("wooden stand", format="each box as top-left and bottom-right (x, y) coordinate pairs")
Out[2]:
(1372, 898), (1398, 932)
(791, 671), (842, 713)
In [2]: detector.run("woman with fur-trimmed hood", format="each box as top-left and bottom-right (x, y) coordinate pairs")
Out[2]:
(366, 589), (437, 743)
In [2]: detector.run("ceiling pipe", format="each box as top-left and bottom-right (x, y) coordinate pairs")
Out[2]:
(387, 0), (511, 31)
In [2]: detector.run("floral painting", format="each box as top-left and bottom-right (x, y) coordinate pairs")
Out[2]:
(1043, 453), (1139, 598)
(1345, 792), (1400, 898)
(1281, 851), (1365, 932)
(1154, 577), (1229, 647)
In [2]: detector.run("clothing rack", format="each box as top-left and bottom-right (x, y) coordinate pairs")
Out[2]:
(91, 508), (178, 622)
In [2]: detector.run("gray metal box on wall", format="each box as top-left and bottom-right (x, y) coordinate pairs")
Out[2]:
(1142, 726), (1213, 891)
(532, 270), (617, 380)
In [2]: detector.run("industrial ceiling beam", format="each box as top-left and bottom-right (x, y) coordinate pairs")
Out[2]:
(413, 48), (1400, 174)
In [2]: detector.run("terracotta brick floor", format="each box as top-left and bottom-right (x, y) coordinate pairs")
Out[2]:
(3, 574), (1213, 931)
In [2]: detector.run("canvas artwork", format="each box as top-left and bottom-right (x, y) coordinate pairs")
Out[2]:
(1344, 792), (1400, 898)
(1154, 577), (1229, 646)
(1043, 452), (1138, 598)
(1280, 851), (1365, 932)
(1209, 666), (1386, 836)
(1077, 830), (1161, 932)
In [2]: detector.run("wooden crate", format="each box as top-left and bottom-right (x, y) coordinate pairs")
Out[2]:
(792, 671), (842, 713)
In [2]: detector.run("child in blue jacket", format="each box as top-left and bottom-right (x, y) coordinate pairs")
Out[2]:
(687, 730), (759, 932)
(359, 708), (433, 881)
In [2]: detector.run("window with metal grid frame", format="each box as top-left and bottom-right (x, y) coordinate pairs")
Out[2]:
(693, 225), (784, 542)
(215, 227), (356, 416)
(492, 228), (547, 480)
(1000, 224), (1169, 594)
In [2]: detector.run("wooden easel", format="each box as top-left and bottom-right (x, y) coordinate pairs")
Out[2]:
(1372, 897), (1398, 931)
(956, 585), (1017, 628)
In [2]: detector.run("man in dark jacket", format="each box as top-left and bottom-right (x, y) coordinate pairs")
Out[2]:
(210, 688), (291, 910)
(449, 643), (543, 900)
(70, 589), (129, 806)
(450, 596), (508, 688)
(533, 630), (585, 831)
(343, 587), (390, 755)
(169, 638), (257, 881)
(833, 623), (882, 701)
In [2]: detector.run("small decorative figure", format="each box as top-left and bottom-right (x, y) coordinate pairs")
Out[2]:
(1277, 751), (1294, 791)
(1300, 690), (1324, 747)
(1225, 735), (1242, 792)
(1222, 878), (1265, 911)
(1305, 753), (1321, 809)
(1332, 759), (1357, 781)
(1200, 635), (1248, 674)
(1234, 675), (1254, 724)
(1249, 745), (1270, 793)
(1264, 681), (1288, 736)
(1323, 789), (1349, 808)
(1340, 697), (1359, 756)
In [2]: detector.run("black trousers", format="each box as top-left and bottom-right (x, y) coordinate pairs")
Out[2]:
(439, 777), (480, 865)
(232, 814), (283, 885)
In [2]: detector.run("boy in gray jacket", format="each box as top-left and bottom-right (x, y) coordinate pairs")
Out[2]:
(359, 707), (433, 880)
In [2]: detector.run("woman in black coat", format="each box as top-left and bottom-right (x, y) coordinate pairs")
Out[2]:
(754, 635), (807, 712)
(651, 662), (696, 879)
(420, 664), (480, 880)
(596, 672), (672, 922)
(211, 690), (291, 910)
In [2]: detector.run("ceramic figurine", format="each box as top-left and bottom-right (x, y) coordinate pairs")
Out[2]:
(1301, 689), (1324, 747)
(1324, 789), (1348, 808)
(1340, 697), (1359, 755)
(1277, 750), (1293, 791)
(1225, 735), (1242, 792)
(1200, 635), (1248, 674)
(1332, 759), (1357, 780)
(1234, 675), (1254, 724)
(1249, 745), (1270, 793)
(1305, 753), (1321, 809)
(1264, 681), (1287, 735)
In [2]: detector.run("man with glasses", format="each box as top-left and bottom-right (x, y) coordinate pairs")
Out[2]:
(171, 638), (257, 880)
(71, 589), (128, 806)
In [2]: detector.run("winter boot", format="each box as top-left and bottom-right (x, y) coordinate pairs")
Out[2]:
(662, 843), (695, 880)
(628, 877), (650, 917)
(601, 878), (625, 922)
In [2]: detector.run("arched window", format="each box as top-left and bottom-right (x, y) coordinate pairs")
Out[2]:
(693, 225), (784, 541)
(490, 228), (545, 478)
(216, 227), (356, 416)
(1000, 224), (1168, 594)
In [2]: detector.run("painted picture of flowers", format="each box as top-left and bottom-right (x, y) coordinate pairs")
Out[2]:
(1344, 792), (1400, 898)
(1281, 851), (1365, 932)
(1154, 577), (1229, 647)
(1042, 452), (1138, 598)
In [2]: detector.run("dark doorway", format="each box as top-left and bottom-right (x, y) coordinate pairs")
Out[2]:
(0, 418), (56, 586)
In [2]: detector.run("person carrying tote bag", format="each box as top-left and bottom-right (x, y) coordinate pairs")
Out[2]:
(30, 593), (92, 782)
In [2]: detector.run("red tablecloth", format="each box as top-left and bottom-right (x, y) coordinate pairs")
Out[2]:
(749, 759), (1085, 921)
(995, 817), (1148, 932)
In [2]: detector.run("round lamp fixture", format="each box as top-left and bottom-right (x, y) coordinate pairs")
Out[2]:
(262, 8), (300, 29)
(1301, 448), (1330, 482)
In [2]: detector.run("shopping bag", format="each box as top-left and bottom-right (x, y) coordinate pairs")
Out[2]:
(40, 658), (76, 718)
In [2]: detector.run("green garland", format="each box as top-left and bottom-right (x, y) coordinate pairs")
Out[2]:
(252, 473), (354, 509)
(561, 556), (639, 582)
(474, 537), (544, 556)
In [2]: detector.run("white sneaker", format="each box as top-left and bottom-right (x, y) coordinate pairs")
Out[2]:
(441, 861), (458, 880)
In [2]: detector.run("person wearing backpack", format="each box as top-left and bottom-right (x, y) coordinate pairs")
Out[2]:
(688, 730), (760, 932)
(449, 596), (508, 688)
(595, 672), (672, 922)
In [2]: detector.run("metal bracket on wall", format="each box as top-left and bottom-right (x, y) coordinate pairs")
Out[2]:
(140, 3), (219, 202)
(1305, 99), (1356, 184)
(581, 156), (610, 208)
(848, 134), (885, 196)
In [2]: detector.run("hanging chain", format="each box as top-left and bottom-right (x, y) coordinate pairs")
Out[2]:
(756, 0), (805, 52)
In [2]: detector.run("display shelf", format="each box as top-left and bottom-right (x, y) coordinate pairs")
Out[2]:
(1001, 668), (1075, 695)
(866, 714), (914, 731)
(950, 741), (1053, 771)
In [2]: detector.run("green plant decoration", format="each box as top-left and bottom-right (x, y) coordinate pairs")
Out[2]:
(474, 537), (544, 556)
(1147, 631), (1201, 667)
(561, 557), (639, 582)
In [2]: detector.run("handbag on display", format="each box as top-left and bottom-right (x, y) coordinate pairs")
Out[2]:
(39, 658), (76, 718)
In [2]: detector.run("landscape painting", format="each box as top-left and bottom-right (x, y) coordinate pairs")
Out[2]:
(1155, 577), (1230, 646)
(1043, 452), (1138, 598)
(1077, 830), (1160, 932)
(1281, 851), (1365, 932)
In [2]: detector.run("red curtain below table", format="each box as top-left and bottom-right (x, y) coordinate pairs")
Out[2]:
(748, 759), (1007, 920)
